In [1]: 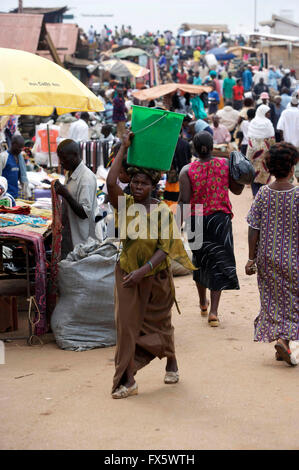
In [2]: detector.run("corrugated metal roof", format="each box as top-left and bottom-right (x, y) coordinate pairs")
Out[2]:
(36, 24), (79, 63)
(0, 13), (43, 53)
(64, 55), (93, 66)
(35, 50), (65, 62)
(10, 7), (67, 15)
(45, 23), (78, 55)
(181, 23), (229, 33)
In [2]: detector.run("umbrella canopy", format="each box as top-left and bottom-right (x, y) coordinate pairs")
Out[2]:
(132, 83), (212, 101)
(0, 47), (104, 116)
(100, 59), (150, 78)
(113, 47), (150, 59)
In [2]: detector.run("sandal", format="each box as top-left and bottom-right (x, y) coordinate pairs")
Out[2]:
(164, 370), (179, 384)
(274, 343), (297, 366)
(111, 382), (138, 399)
(208, 314), (219, 327)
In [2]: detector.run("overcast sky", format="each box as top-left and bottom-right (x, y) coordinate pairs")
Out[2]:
(3, 0), (299, 35)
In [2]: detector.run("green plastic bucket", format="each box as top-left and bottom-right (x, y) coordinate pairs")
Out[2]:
(127, 105), (185, 171)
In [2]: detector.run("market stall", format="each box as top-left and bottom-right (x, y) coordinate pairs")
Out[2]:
(0, 47), (104, 343)
(132, 83), (212, 109)
(179, 29), (208, 48)
(0, 205), (52, 343)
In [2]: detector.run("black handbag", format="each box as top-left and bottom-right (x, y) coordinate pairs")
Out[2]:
(229, 151), (255, 185)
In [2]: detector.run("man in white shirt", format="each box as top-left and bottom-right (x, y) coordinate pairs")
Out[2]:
(277, 96), (299, 147)
(216, 102), (240, 132)
(68, 112), (90, 142)
(54, 139), (98, 258)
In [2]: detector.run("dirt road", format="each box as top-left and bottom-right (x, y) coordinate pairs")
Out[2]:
(1, 187), (298, 450)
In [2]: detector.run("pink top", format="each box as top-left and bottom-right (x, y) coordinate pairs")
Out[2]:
(188, 158), (233, 216)
(211, 124), (231, 144)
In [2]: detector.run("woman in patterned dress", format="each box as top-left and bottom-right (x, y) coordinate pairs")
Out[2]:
(246, 142), (299, 366)
(178, 131), (244, 327)
(246, 104), (275, 197)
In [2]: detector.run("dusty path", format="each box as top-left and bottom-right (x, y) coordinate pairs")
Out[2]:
(1, 187), (298, 450)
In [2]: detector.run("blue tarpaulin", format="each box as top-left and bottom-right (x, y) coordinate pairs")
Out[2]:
(207, 47), (236, 61)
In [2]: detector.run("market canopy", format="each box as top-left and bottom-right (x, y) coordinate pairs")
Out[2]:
(113, 47), (150, 59)
(227, 46), (260, 55)
(132, 83), (212, 101)
(0, 47), (104, 116)
(180, 29), (208, 37)
(100, 59), (150, 78)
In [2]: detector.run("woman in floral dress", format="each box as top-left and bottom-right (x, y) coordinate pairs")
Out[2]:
(246, 142), (299, 365)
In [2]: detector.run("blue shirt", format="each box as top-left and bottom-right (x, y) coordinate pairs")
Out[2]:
(242, 69), (252, 91)
(280, 93), (291, 109)
(208, 91), (220, 113)
(2, 152), (20, 199)
(158, 55), (167, 67)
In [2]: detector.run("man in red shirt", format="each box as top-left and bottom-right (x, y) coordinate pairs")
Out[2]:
(232, 79), (244, 111)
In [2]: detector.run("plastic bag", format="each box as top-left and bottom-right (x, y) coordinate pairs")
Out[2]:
(229, 151), (255, 185)
(51, 240), (117, 351)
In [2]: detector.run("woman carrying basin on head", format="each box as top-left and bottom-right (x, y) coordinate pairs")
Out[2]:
(106, 131), (194, 399)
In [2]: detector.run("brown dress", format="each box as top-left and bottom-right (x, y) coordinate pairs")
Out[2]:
(112, 264), (175, 393)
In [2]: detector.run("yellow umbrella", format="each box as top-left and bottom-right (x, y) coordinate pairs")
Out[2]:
(101, 59), (149, 78)
(0, 47), (104, 116)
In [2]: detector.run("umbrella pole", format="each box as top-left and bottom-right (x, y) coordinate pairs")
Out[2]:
(46, 124), (52, 169)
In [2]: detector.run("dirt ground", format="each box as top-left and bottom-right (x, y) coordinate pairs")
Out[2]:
(0, 186), (298, 451)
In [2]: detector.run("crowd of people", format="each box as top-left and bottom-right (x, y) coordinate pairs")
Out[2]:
(0, 24), (298, 399)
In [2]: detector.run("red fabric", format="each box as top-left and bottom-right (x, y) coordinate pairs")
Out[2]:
(0, 205), (31, 215)
(47, 181), (62, 316)
(176, 72), (188, 84)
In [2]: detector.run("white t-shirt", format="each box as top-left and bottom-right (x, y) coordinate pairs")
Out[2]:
(240, 120), (250, 145)
(277, 107), (299, 147)
(68, 119), (89, 142)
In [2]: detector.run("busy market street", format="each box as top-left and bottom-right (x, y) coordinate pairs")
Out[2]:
(1, 188), (298, 450)
(0, 0), (298, 452)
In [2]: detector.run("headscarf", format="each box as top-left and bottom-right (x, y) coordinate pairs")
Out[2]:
(247, 104), (275, 139)
(127, 166), (162, 187)
(0, 176), (8, 197)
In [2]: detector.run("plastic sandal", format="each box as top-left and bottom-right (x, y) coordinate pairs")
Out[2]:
(164, 371), (179, 384)
(111, 382), (138, 399)
(274, 343), (297, 366)
(208, 315), (220, 327)
(200, 301), (209, 317)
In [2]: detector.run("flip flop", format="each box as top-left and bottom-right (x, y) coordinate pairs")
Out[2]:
(164, 370), (179, 384)
(274, 343), (297, 366)
(111, 382), (138, 399)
